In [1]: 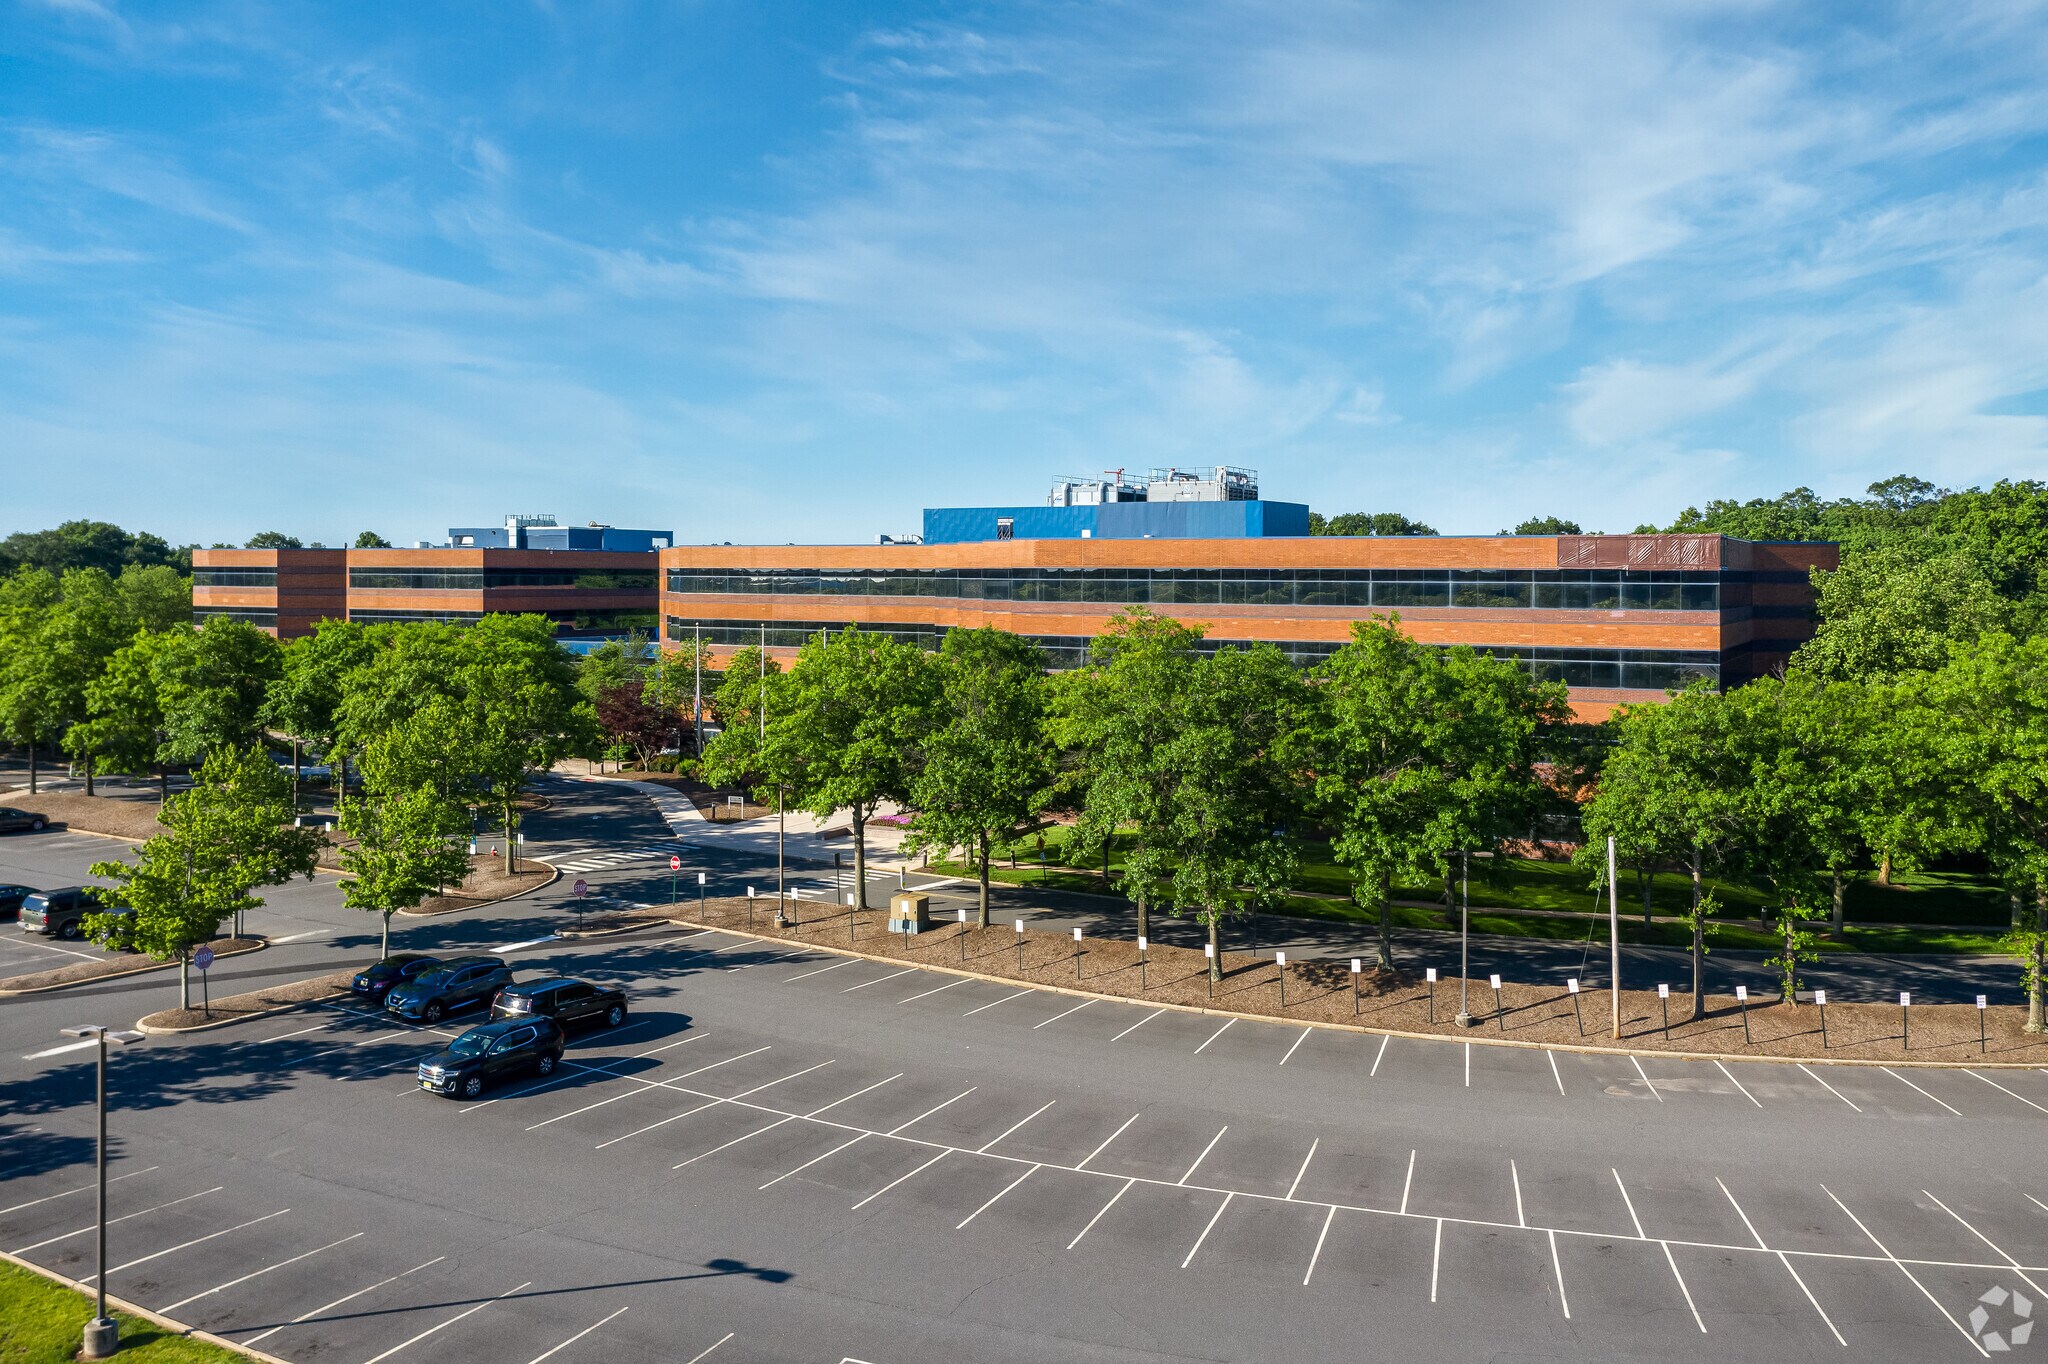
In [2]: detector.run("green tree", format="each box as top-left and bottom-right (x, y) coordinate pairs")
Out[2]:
(70, 627), (182, 800)
(0, 521), (186, 576)
(155, 618), (283, 767)
(117, 563), (192, 632)
(338, 783), (473, 957)
(1503, 516), (1583, 535)
(0, 567), (65, 792)
(353, 530), (392, 549)
(1798, 542), (2009, 679)
(244, 531), (303, 549)
(86, 746), (320, 1008)
(1301, 617), (1568, 969)
(48, 569), (149, 796)
(451, 615), (587, 871)
(650, 632), (716, 755)
(1309, 511), (1439, 537)
(906, 629), (1054, 926)
(264, 620), (377, 802)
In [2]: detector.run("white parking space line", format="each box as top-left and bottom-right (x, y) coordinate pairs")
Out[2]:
(269, 929), (326, 943)
(1371, 1034), (1390, 1077)
(899, 979), (967, 1003)
(1430, 1219), (1443, 1301)
(87, 1208), (291, 1282)
(1923, 1189), (2048, 1299)
(1719, 1178), (1846, 1347)
(852, 1150), (950, 1211)
(1547, 1050), (1564, 1095)
(956, 1164), (1041, 1228)
(1663, 1242), (1708, 1332)
(1884, 1068), (1962, 1116)
(1821, 1184), (1986, 1356)
(1076, 1114), (1141, 1172)
(786, 960), (858, 983)
(963, 988), (1034, 1017)
(361, 1280), (532, 1364)
(1511, 1160), (1526, 1227)
(595, 1097), (722, 1150)
(1178, 1126), (1228, 1185)
(1548, 1228), (1570, 1318)
(887, 1088), (976, 1136)
(1109, 1008), (1165, 1042)
(526, 1306), (630, 1364)
(525, 1044), (759, 1130)
(674, 1116), (795, 1168)
(12, 1186), (224, 1254)
(1612, 1169), (1646, 1239)
(1400, 1150), (1416, 1215)
(1302, 1206), (1338, 1285)
(1714, 1060), (1764, 1108)
(1286, 1139), (1320, 1201)
(491, 936), (559, 954)
(0, 1166), (156, 1218)
(159, 1232), (363, 1313)
(680, 1331), (736, 1364)
(1193, 1019), (1235, 1054)
(978, 1100), (1056, 1153)
(806, 1074), (903, 1118)
(1032, 1000), (1095, 1030)
(1464, 1043), (1470, 1088)
(1181, 1192), (1233, 1267)
(842, 967), (918, 993)
(1969, 1069), (2048, 1114)
(1066, 1178), (1135, 1249)
(1798, 1064), (1862, 1112)
(242, 1255), (445, 1347)
(23, 1038), (99, 1060)
(761, 1134), (868, 1190)
(1630, 1054), (1662, 1102)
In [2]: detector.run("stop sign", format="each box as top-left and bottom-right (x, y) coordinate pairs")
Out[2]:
(573, 879), (588, 897)
(669, 855), (682, 871)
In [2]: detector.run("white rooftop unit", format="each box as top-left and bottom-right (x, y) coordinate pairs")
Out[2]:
(1048, 469), (1147, 506)
(1144, 466), (1259, 502)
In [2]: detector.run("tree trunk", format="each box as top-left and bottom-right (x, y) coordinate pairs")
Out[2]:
(1208, 915), (1221, 982)
(1136, 888), (1149, 944)
(1638, 864), (1652, 926)
(292, 739), (301, 812)
(852, 808), (869, 910)
(2012, 887), (2024, 933)
(1830, 872), (1845, 938)
(1878, 851), (1892, 886)
(180, 952), (191, 1011)
(1690, 847), (1705, 1018)
(1782, 914), (1796, 1002)
(26, 740), (35, 795)
(976, 830), (991, 928)
(1375, 869), (1394, 970)
(2031, 885), (2046, 1035)
(382, 910), (392, 960)
(504, 801), (517, 874)
(158, 763), (168, 805)
(83, 753), (94, 797)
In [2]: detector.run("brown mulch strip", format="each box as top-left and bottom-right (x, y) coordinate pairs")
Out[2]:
(138, 968), (357, 1032)
(0, 937), (265, 995)
(404, 861), (554, 916)
(4, 790), (166, 841)
(649, 895), (2045, 1066)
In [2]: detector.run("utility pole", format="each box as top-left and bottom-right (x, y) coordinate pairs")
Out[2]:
(1455, 850), (1473, 1027)
(62, 1024), (143, 1360)
(1607, 835), (1621, 1040)
(692, 622), (703, 758)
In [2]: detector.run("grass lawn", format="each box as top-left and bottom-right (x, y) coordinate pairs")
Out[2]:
(0, 1258), (248, 1363)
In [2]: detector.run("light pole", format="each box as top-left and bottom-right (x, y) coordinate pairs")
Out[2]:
(61, 1024), (144, 1360)
(1455, 850), (1474, 1027)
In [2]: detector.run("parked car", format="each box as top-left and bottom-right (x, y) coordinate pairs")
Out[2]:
(19, 887), (128, 942)
(351, 953), (443, 1004)
(416, 1017), (565, 1099)
(0, 807), (50, 834)
(0, 885), (37, 921)
(490, 977), (628, 1030)
(384, 956), (513, 1024)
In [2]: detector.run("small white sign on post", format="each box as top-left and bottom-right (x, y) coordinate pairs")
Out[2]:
(1978, 994), (1989, 1010)
(1424, 967), (1437, 983)
(1900, 992), (1912, 1008)
(1735, 985), (1748, 1001)
(1205, 942), (1216, 960)
(697, 872), (706, 886)
(1657, 983), (1669, 999)
(1275, 951), (1286, 968)
(1488, 973), (1501, 990)
(846, 893), (855, 907)
(1352, 959), (1363, 975)
(958, 908), (967, 924)
(1137, 936), (1148, 953)
(748, 886), (755, 898)
(1073, 927), (1083, 943)
(1815, 989), (1828, 1007)
(1015, 920), (1024, 934)
(1567, 977), (1580, 995)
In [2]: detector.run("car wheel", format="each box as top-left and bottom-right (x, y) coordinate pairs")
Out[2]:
(536, 1054), (557, 1076)
(605, 1004), (625, 1028)
(30, 818), (45, 831)
(423, 1002), (445, 1024)
(461, 1074), (484, 1099)
(57, 920), (81, 941)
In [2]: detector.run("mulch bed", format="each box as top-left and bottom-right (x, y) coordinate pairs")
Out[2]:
(138, 968), (357, 1032)
(0, 937), (264, 995)
(3, 790), (167, 841)
(651, 895), (2047, 1065)
(404, 860), (554, 915)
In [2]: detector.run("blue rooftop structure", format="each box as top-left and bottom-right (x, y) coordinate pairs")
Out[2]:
(921, 467), (1308, 544)
(444, 515), (672, 551)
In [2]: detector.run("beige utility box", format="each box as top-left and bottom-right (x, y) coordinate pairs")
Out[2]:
(888, 891), (932, 934)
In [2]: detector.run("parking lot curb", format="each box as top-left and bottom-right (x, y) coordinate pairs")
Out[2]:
(0, 1246), (293, 1363)
(649, 912), (2045, 1071)
(0, 936), (268, 998)
(395, 858), (560, 917)
(135, 980), (353, 1035)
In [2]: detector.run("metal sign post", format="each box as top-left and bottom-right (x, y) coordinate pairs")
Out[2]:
(194, 944), (214, 1018)
(1275, 951), (1287, 1008)
(1606, 835), (1621, 1040)
(669, 854), (680, 904)
(1073, 927), (1084, 981)
(1567, 977), (1583, 1037)
(1353, 959), (1363, 1016)
(1900, 991), (1911, 1051)
(958, 908), (968, 961)
(1138, 935), (1148, 990)
(1815, 988), (1828, 1048)
(1977, 994), (1988, 1054)
(1736, 984), (1751, 1044)
(573, 878), (588, 924)
(1425, 967), (1437, 1024)
(1657, 982), (1670, 1041)
(1204, 942), (1215, 1000)
(748, 887), (756, 929)
(1489, 973), (1503, 1032)
(697, 871), (706, 912)
(1015, 920), (1025, 972)
(1456, 852), (1472, 1028)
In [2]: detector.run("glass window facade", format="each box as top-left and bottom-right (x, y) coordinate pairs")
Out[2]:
(193, 606), (278, 628)
(664, 566), (1721, 612)
(350, 568), (656, 591)
(662, 616), (1718, 691)
(192, 569), (278, 588)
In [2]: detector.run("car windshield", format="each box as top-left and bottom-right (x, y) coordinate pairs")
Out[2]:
(412, 970), (455, 988)
(445, 1033), (494, 1058)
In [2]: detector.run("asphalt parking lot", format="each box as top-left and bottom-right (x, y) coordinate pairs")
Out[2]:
(8, 911), (2048, 1363)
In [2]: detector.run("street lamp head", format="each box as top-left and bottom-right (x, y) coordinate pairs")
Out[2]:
(61, 1025), (104, 1039)
(108, 1031), (145, 1045)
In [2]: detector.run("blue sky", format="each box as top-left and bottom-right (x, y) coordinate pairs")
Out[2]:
(4, 1), (2047, 546)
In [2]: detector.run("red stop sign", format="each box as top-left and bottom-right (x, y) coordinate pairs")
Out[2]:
(669, 855), (682, 871)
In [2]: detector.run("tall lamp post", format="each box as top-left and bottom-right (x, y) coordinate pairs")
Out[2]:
(1454, 850), (1474, 1027)
(61, 1024), (144, 1360)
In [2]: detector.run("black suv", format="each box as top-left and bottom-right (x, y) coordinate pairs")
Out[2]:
(384, 956), (513, 1024)
(490, 978), (628, 1031)
(351, 954), (443, 1004)
(0, 885), (37, 921)
(417, 1017), (565, 1099)
(19, 888), (127, 942)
